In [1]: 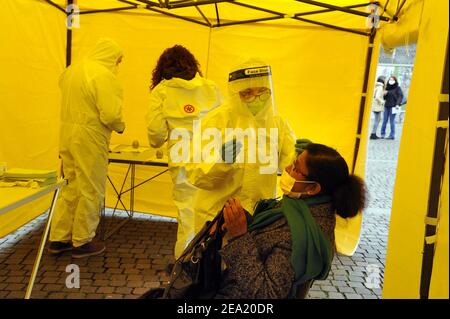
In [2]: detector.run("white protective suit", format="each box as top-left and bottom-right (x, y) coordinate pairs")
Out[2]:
(187, 59), (297, 237)
(146, 73), (222, 258)
(50, 38), (125, 247)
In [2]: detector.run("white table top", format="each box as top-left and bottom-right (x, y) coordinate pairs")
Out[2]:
(0, 179), (67, 216)
(108, 145), (168, 167)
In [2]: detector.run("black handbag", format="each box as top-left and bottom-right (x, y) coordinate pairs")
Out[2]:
(140, 211), (225, 299)
(162, 211), (225, 299)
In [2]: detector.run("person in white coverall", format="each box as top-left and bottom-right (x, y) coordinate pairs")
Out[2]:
(146, 45), (222, 258)
(187, 58), (297, 240)
(49, 38), (125, 259)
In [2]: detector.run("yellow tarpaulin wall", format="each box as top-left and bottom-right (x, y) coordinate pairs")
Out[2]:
(0, 0), (65, 237)
(381, 0), (449, 299)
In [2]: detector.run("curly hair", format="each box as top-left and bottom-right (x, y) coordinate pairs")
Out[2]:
(150, 45), (202, 90)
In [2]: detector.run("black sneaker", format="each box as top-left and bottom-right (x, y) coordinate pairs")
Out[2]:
(48, 241), (72, 255)
(72, 242), (106, 259)
(387, 136), (395, 140)
(369, 133), (379, 140)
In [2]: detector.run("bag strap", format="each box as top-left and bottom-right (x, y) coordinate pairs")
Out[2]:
(177, 210), (225, 261)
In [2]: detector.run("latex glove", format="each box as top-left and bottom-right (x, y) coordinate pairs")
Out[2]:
(221, 139), (243, 163)
(295, 138), (312, 154)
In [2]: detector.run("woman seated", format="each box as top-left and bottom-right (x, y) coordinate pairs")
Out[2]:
(214, 142), (367, 299)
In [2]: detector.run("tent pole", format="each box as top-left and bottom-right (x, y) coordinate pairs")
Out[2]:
(295, 0), (389, 21)
(145, 6), (210, 26)
(45, 0), (66, 14)
(213, 16), (285, 28)
(351, 29), (376, 173)
(229, 1), (284, 16)
(295, 2), (379, 17)
(195, 5), (212, 26)
(65, 0), (73, 67)
(419, 37), (449, 299)
(292, 16), (370, 37)
(214, 2), (220, 26)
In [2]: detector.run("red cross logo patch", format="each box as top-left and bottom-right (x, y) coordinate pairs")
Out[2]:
(184, 104), (195, 113)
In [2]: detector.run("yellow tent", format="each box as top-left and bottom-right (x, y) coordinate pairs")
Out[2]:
(0, 0), (447, 298)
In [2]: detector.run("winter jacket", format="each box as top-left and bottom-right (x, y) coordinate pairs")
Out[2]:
(384, 83), (403, 108)
(215, 202), (336, 299)
(372, 82), (385, 112)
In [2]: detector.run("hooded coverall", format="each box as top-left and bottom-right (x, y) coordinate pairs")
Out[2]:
(50, 38), (125, 247)
(146, 73), (222, 258)
(187, 59), (297, 239)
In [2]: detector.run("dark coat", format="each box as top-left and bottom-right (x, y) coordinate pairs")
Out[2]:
(215, 202), (336, 299)
(384, 83), (404, 108)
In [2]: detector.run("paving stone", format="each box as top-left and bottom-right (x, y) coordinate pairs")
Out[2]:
(105, 294), (124, 299)
(348, 276), (366, 283)
(110, 280), (128, 287)
(115, 287), (133, 294)
(354, 287), (375, 295)
(328, 292), (345, 299)
(307, 291), (327, 299)
(338, 286), (356, 294)
(66, 293), (87, 299)
(47, 292), (68, 299)
(331, 280), (348, 287)
(321, 285), (338, 292)
(363, 294), (379, 299)
(345, 293), (363, 299)
(5, 283), (26, 291)
(7, 291), (26, 299)
(85, 293), (105, 299)
(349, 282), (365, 288)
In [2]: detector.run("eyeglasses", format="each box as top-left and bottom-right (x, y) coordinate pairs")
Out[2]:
(290, 162), (316, 184)
(239, 88), (271, 103)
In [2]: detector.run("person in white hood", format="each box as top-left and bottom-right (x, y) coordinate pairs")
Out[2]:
(146, 45), (222, 258)
(186, 58), (297, 244)
(49, 38), (125, 258)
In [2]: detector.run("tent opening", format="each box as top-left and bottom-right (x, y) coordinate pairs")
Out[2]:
(363, 42), (417, 292)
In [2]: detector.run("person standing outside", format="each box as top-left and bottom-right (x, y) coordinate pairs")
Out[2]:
(381, 76), (403, 140)
(370, 76), (386, 140)
(49, 38), (126, 258)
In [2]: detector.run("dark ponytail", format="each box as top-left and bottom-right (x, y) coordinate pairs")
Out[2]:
(332, 175), (366, 218)
(304, 143), (367, 218)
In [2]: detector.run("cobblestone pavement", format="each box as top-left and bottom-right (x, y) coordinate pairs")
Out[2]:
(0, 121), (404, 299)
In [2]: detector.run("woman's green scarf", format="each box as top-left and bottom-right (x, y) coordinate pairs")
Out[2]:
(248, 195), (333, 298)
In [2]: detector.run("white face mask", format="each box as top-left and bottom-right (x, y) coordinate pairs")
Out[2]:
(388, 80), (395, 85)
(279, 169), (316, 199)
(245, 99), (268, 115)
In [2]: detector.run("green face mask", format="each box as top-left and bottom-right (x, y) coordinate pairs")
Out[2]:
(246, 99), (267, 115)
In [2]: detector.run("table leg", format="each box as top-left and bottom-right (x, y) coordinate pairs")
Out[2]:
(130, 164), (135, 217)
(24, 187), (62, 299)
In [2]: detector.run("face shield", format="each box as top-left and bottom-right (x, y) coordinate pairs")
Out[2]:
(228, 60), (275, 117)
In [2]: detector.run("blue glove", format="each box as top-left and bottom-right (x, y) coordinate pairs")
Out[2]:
(295, 138), (312, 154)
(221, 139), (243, 163)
